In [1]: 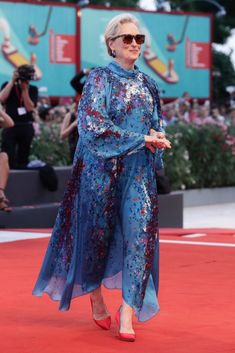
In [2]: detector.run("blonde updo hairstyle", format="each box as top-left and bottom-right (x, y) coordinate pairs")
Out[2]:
(104, 13), (141, 57)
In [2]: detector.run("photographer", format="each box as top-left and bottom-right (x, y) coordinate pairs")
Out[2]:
(0, 105), (14, 212)
(0, 64), (38, 169)
(70, 68), (93, 102)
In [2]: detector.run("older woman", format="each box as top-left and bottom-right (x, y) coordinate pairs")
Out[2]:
(33, 13), (171, 342)
(0, 107), (14, 212)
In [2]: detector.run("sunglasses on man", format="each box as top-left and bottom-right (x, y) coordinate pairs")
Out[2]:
(112, 34), (145, 45)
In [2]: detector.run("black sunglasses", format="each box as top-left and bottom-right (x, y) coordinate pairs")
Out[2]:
(112, 34), (145, 45)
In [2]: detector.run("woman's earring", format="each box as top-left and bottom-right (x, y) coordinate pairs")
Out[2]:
(139, 52), (141, 57)
(112, 50), (116, 58)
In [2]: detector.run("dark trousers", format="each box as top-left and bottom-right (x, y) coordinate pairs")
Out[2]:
(1, 124), (35, 169)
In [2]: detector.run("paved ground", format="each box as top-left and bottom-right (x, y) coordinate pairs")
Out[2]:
(0, 203), (234, 243)
(184, 202), (235, 228)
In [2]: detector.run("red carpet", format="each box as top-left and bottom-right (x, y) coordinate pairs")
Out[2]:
(0, 231), (234, 353)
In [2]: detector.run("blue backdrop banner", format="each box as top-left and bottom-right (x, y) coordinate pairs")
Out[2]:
(0, 2), (77, 96)
(80, 8), (211, 99)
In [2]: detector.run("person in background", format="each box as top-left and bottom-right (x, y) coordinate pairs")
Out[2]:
(210, 105), (225, 124)
(163, 107), (178, 126)
(70, 68), (93, 102)
(163, 91), (191, 110)
(65, 68), (94, 161)
(0, 65), (38, 169)
(0, 106), (14, 212)
(177, 100), (191, 123)
(187, 98), (199, 122)
(228, 106), (235, 128)
(193, 105), (212, 125)
(60, 102), (79, 162)
(33, 13), (171, 342)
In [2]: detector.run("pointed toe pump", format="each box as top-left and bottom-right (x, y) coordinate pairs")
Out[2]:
(90, 297), (111, 330)
(115, 307), (136, 342)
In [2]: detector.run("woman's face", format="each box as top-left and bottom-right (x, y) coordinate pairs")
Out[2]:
(109, 22), (142, 65)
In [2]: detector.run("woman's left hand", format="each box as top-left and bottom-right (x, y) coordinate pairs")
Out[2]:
(20, 81), (29, 91)
(150, 129), (165, 139)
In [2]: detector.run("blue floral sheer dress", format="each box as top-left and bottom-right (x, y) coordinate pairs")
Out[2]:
(32, 61), (164, 322)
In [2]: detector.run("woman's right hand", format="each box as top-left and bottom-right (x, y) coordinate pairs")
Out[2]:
(11, 70), (19, 84)
(145, 135), (171, 153)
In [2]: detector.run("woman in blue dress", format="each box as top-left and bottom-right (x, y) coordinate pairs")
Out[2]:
(33, 13), (171, 342)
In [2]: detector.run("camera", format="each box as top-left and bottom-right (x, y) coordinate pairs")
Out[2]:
(17, 65), (36, 81)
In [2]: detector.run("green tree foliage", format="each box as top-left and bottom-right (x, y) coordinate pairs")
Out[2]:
(212, 48), (235, 104)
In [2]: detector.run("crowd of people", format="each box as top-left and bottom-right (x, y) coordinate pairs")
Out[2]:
(161, 92), (235, 128)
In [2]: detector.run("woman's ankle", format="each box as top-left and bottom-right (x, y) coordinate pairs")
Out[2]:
(90, 287), (102, 300)
(0, 188), (5, 199)
(90, 288), (109, 319)
(120, 301), (134, 332)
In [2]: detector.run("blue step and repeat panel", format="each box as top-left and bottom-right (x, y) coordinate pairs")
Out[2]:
(0, 2), (77, 96)
(0, 3), (211, 98)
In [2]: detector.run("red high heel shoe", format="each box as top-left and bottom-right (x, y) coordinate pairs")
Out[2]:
(90, 297), (111, 330)
(115, 307), (136, 342)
